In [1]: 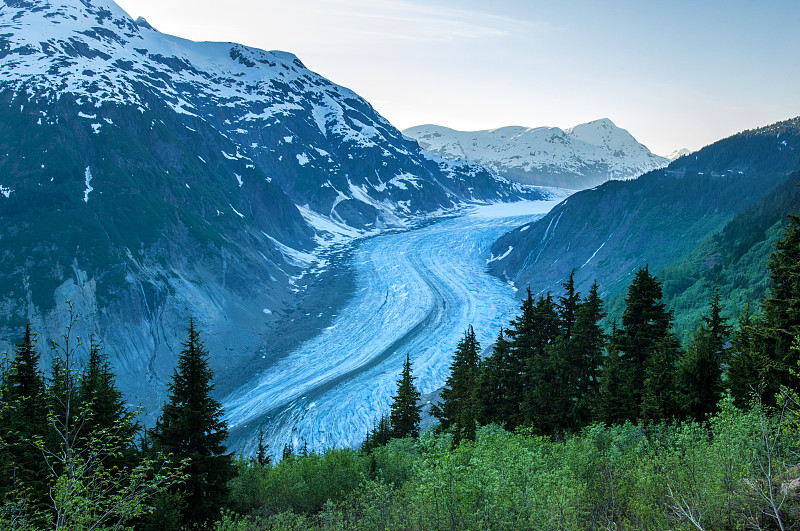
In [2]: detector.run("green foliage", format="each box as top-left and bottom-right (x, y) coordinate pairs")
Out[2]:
(223, 401), (800, 530)
(726, 213), (800, 408)
(763, 212), (800, 387)
(518, 293), (563, 433)
(255, 427), (271, 467)
(640, 333), (681, 421)
(228, 447), (370, 517)
(567, 282), (606, 428)
(361, 415), (392, 454)
(655, 174), (800, 345)
(0, 308), (185, 531)
(475, 328), (515, 429)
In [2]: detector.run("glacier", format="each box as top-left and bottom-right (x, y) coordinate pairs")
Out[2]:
(223, 196), (567, 455)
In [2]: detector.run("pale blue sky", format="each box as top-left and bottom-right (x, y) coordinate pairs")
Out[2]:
(114, 0), (800, 156)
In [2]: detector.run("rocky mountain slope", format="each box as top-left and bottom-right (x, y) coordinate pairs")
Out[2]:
(404, 119), (669, 189)
(488, 117), (800, 310)
(0, 0), (540, 417)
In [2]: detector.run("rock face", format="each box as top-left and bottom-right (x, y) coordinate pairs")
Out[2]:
(404, 119), (669, 189)
(488, 117), (800, 306)
(0, 0), (539, 418)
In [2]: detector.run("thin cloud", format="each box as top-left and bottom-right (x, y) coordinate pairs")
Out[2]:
(310, 0), (547, 43)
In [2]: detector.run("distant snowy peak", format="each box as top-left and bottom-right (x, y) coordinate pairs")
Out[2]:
(666, 148), (692, 161)
(404, 119), (669, 190)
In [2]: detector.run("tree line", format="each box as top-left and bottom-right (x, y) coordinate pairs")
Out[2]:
(219, 211), (800, 529)
(0, 212), (798, 529)
(375, 213), (800, 448)
(0, 312), (233, 530)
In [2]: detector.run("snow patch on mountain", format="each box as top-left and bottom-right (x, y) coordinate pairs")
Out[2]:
(82, 166), (93, 202)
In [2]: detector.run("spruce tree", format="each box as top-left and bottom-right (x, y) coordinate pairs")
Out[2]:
(77, 335), (138, 469)
(389, 354), (422, 439)
(640, 333), (681, 421)
(518, 294), (560, 431)
(679, 291), (729, 421)
(362, 415), (392, 453)
(503, 289), (536, 425)
(567, 282), (606, 428)
(727, 303), (772, 406)
(762, 213), (800, 391)
(475, 328), (515, 429)
(433, 326), (481, 443)
(0, 324), (49, 506)
(605, 266), (675, 421)
(764, 214), (800, 342)
(282, 443), (294, 461)
(43, 306), (183, 531)
(557, 270), (580, 339)
(255, 427), (270, 466)
(150, 318), (234, 529)
(726, 214), (800, 406)
(597, 328), (634, 424)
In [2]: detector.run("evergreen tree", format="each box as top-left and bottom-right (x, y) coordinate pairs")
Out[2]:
(362, 416), (392, 453)
(727, 303), (772, 406)
(255, 427), (270, 466)
(389, 354), (422, 439)
(603, 266), (675, 421)
(762, 213), (800, 391)
(725, 214), (800, 407)
(282, 443), (294, 461)
(557, 270), (580, 339)
(597, 328), (634, 424)
(503, 289), (536, 425)
(42, 306), (183, 531)
(567, 282), (606, 428)
(475, 328), (515, 429)
(149, 318), (234, 529)
(640, 333), (681, 421)
(529, 337), (573, 435)
(0, 324), (49, 506)
(679, 290), (730, 421)
(433, 326), (481, 443)
(77, 335), (138, 469)
(518, 294), (560, 431)
(764, 213), (800, 343)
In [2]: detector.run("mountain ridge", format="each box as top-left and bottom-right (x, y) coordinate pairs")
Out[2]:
(0, 0), (543, 418)
(488, 116), (800, 310)
(404, 118), (669, 189)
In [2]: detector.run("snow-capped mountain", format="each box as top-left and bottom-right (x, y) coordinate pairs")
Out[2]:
(0, 0), (539, 417)
(404, 119), (670, 189)
(666, 148), (692, 161)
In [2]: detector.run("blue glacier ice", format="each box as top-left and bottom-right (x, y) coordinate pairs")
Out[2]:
(223, 198), (566, 455)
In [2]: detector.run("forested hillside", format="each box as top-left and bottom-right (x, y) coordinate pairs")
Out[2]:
(613, 174), (800, 340)
(489, 117), (800, 313)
